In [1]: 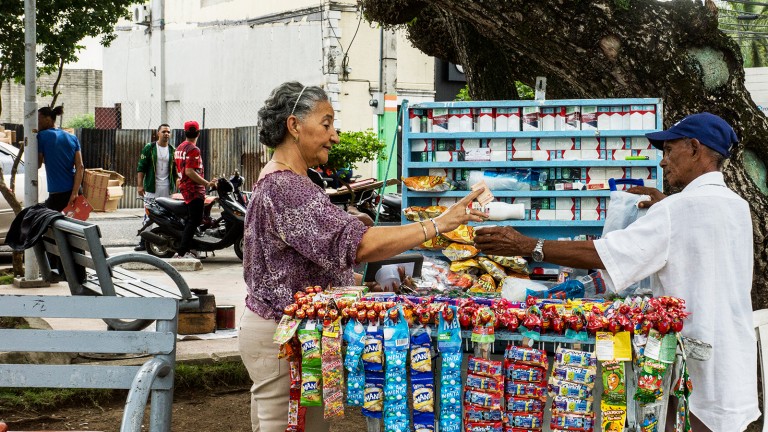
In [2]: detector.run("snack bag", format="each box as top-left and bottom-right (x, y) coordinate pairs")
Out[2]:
(556, 347), (598, 369)
(504, 411), (544, 429)
(550, 412), (595, 431)
(465, 373), (504, 393)
(467, 356), (503, 377)
(298, 327), (321, 369)
(548, 377), (593, 399)
(362, 371), (384, 418)
(601, 360), (626, 406)
(634, 358), (668, 403)
(506, 396), (545, 413)
(464, 421), (503, 432)
(553, 396), (593, 415)
(601, 400), (627, 432)
(505, 382), (547, 400)
(442, 242), (479, 261)
(465, 405), (503, 422)
(442, 224), (475, 244)
(403, 176), (455, 192)
(362, 325), (384, 372)
(321, 318), (344, 420)
(478, 257), (507, 281)
(449, 258), (481, 273)
(410, 329), (433, 373)
(300, 366), (322, 406)
(505, 363), (547, 383)
(487, 254), (530, 274)
(552, 365), (596, 385)
(505, 344), (549, 369)
(420, 235), (452, 250)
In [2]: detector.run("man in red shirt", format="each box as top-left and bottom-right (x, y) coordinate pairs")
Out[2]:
(173, 120), (215, 259)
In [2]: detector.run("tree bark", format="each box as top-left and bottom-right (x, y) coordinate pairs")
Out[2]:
(363, 0), (768, 312)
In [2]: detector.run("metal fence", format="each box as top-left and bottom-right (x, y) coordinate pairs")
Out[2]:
(75, 125), (267, 209)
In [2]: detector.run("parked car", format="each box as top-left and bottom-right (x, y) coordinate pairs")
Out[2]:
(0, 142), (49, 244)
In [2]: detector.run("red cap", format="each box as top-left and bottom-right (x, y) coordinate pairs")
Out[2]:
(184, 120), (200, 133)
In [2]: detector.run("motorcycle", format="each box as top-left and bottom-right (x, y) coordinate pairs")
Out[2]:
(357, 188), (401, 224)
(308, 169), (401, 224)
(137, 177), (246, 260)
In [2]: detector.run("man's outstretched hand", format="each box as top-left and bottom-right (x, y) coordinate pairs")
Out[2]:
(627, 186), (666, 209)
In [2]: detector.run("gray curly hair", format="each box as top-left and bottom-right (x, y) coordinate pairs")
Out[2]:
(258, 81), (329, 148)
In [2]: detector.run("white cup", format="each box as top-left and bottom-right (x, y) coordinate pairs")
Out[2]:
(375, 265), (401, 292)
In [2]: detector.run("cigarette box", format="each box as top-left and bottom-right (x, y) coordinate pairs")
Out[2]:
(580, 137), (603, 160)
(581, 106), (598, 130)
(489, 139), (508, 161)
(476, 108), (495, 132)
(432, 109), (449, 132)
(522, 107), (540, 131)
(564, 106), (581, 131)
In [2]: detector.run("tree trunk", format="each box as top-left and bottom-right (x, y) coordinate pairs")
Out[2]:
(49, 58), (65, 109)
(0, 141), (25, 276)
(363, 0), (768, 311)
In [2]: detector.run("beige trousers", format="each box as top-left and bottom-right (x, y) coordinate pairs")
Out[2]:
(238, 308), (330, 432)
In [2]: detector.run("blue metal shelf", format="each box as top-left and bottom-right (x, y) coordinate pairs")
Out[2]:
(407, 190), (612, 198)
(400, 98), (665, 236)
(407, 160), (660, 169)
(408, 130), (658, 139)
(409, 98), (661, 110)
(404, 219), (606, 228)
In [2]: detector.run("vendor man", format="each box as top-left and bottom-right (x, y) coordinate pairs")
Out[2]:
(474, 112), (758, 432)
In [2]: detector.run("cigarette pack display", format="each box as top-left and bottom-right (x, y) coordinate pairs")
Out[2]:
(580, 138), (603, 160)
(597, 106), (612, 130)
(541, 107), (563, 131)
(581, 106), (598, 130)
(564, 106), (581, 130)
(489, 139), (508, 161)
(522, 107), (540, 131)
(432, 109), (450, 132)
(476, 108), (495, 132)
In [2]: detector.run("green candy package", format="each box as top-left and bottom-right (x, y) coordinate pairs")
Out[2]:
(298, 327), (322, 369)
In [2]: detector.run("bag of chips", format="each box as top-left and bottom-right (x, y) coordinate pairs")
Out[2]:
(479, 257), (507, 282)
(442, 243), (479, 261)
(450, 259), (481, 273)
(442, 225), (475, 244)
(403, 176), (455, 192)
(487, 254), (530, 274)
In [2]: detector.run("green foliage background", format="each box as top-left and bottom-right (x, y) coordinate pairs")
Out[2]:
(326, 129), (387, 171)
(64, 114), (95, 129)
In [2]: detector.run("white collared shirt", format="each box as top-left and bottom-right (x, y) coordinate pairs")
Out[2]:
(595, 171), (759, 431)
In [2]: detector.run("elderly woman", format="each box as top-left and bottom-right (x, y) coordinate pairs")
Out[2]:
(239, 81), (486, 432)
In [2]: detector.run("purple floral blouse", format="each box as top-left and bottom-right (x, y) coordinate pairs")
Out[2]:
(243, 170), (368, 320)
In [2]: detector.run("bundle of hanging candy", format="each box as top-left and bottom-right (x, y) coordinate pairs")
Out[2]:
(273, 286), (689, 432)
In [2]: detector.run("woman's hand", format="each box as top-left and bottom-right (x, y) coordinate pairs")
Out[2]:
(434, 187), (488, 233)
(627, 186), (666, 209)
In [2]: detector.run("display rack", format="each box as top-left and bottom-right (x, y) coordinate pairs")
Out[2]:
(400, 98), (664, 241)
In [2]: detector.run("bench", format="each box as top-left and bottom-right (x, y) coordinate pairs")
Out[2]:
(0, 295), (178, 432)
(32, 217), (198, 331)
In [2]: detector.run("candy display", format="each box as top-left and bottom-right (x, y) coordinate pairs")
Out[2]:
(549, 347), (596, 432)
(321, 318), (344, 419)
(275, 286), (691, 430)
(503, 343), (547, 431)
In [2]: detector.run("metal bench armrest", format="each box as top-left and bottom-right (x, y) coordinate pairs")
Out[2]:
(120, 357), (173, 432)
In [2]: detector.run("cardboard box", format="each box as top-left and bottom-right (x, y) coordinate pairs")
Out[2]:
(84, 168), (125, 212)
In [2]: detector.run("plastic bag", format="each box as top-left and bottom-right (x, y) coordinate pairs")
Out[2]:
(468, 169), (533, 191)
(602, 189), (652, 297)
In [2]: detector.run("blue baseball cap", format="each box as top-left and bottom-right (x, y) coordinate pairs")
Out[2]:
(645, 112), (738, 157)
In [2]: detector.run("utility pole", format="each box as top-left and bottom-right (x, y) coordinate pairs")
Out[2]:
(21, 0), (42, 284)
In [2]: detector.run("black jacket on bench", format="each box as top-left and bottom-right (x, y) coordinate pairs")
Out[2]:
(5, 204), (86, 282)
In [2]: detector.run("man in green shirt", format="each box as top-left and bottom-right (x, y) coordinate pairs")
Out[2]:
(135, 123), (178, 251)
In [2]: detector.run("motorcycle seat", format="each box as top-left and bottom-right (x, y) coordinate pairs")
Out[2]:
(382, 193), (402, 210)
(155, 197), (189, 216)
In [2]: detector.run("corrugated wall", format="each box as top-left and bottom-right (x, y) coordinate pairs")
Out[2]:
(73, 126), (264, 209)
(115, 129), (152, 209)
(236, 126), (267, 191)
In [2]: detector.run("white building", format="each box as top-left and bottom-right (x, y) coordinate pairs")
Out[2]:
(103, 1), (437, 132)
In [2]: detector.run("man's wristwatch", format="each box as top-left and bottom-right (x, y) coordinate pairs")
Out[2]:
(532, 238), (545, 262)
